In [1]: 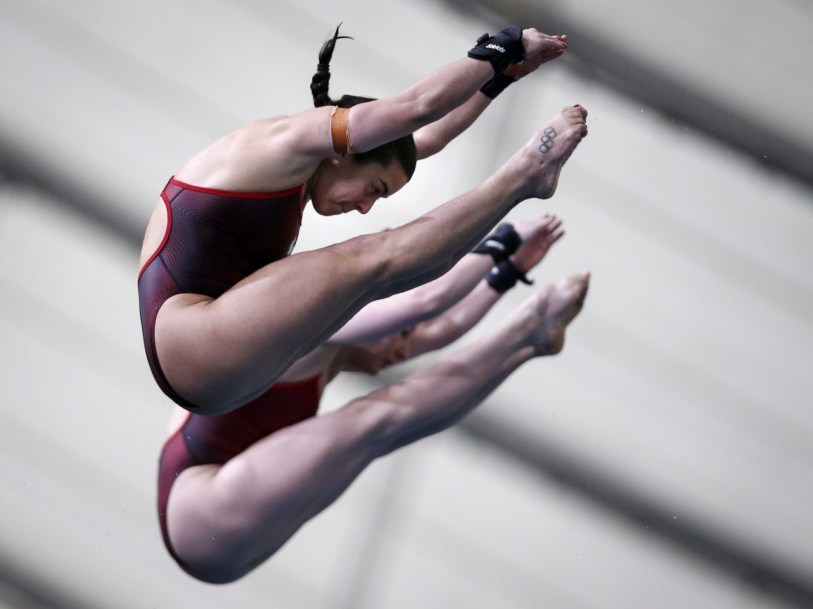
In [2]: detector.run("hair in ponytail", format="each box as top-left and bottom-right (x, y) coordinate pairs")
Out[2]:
(310, 25), (352, 108)
(309, 25), (417, 180)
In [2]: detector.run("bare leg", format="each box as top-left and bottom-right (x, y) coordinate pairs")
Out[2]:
(165, 273), (590, 583)
(154, 107), (588, 413)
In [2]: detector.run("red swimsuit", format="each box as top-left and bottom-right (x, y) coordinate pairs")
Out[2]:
(157, 376), (323, 571)
(137, 177), (304, 408)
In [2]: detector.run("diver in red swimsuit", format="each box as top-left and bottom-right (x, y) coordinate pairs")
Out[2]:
(137, 24), (589, 416)
(156, 214), (590, 582)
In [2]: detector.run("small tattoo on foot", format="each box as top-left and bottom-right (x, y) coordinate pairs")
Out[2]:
(538, 127), (557, 153)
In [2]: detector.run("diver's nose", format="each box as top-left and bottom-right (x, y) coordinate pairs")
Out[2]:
(356, 196), (377, 214)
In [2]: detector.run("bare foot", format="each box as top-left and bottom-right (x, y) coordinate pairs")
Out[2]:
(518, 106), (588, 200)
(521, 272), (590, 355)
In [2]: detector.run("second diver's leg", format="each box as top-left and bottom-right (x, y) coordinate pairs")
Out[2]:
(165, 273), (589, 583)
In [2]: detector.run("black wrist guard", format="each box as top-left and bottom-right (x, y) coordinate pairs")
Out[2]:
(480, 71), (516, 99)
(467, 26), (525, 74)
(473, 223), (522, 263)
(486, 259), (534, 293)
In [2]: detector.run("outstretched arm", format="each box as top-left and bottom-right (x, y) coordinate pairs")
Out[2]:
(328, 253), (493, 345)
(407, 215), (564, 356)
(412, 94), (492, 160)
(329, 214), (562, 345)
(412, 32), (569, 160)
(177, 29), (569, 192)
(271, 28), (563, 176)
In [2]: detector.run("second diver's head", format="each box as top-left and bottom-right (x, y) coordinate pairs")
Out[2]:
(347, 327), (416, 375)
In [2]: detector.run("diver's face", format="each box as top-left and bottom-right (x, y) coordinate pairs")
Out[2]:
(310, 156), (409, 216)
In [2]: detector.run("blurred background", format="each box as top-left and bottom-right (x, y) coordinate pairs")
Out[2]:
(1, 0), (811, 607)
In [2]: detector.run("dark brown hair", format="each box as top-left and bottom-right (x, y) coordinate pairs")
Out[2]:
(310, 25), (416, 180)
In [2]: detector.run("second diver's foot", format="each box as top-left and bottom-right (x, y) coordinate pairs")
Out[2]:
(523, 105), (588, 200)
(522, 271), (590, 355)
